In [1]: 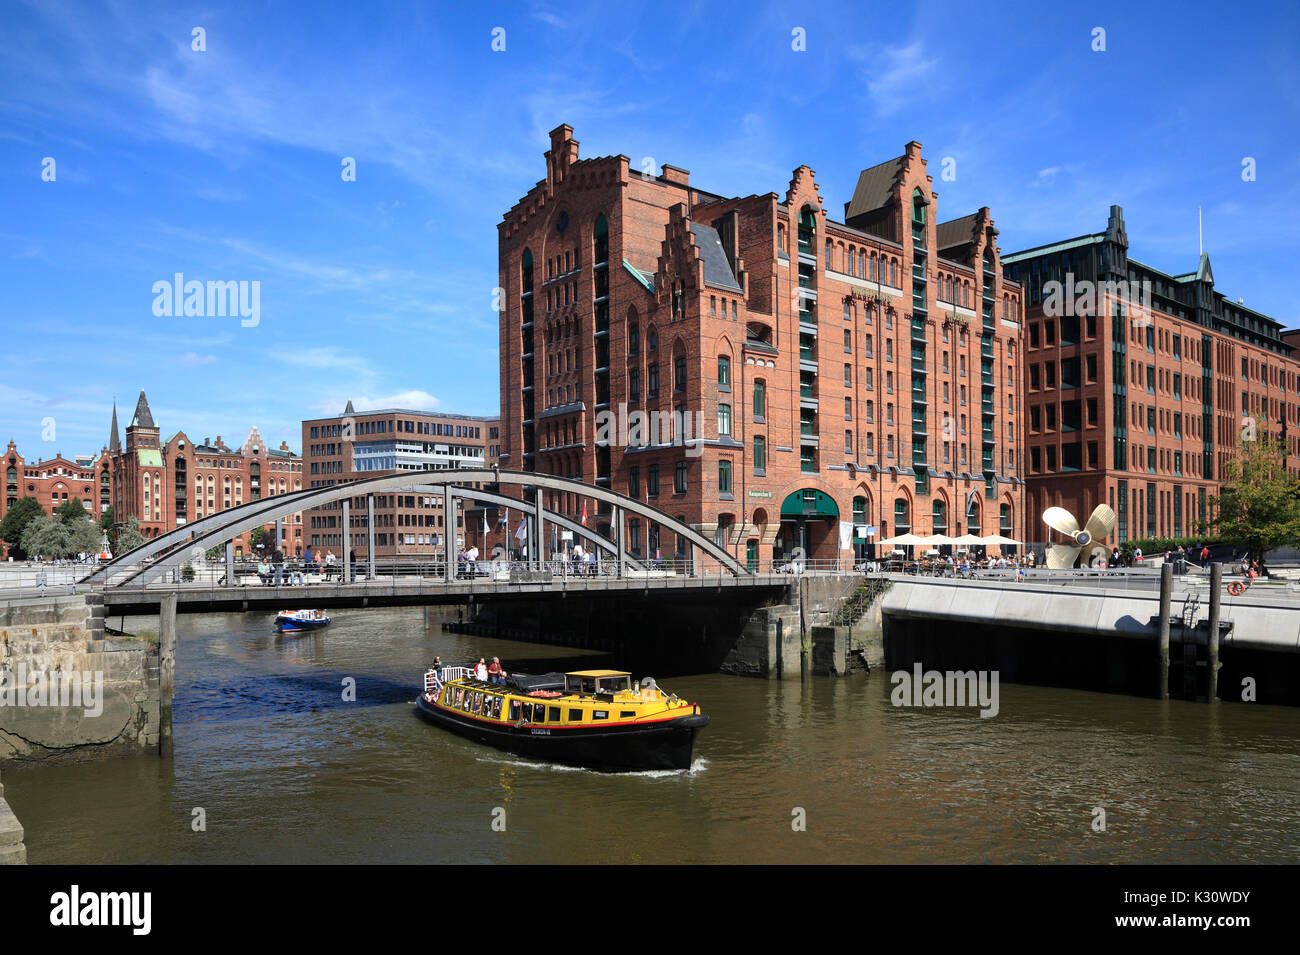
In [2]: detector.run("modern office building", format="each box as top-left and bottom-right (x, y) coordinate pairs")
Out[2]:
(1004, 205), (1300, 544)
(301, 402), (501, 559)
(498, 124), (1026, 566)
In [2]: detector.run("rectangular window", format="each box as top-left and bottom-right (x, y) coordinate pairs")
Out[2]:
(675, 461), (687, 493)
(753, 436), (766, 473)
(718, 404), (732, 436)
(718, 460), (732, 495)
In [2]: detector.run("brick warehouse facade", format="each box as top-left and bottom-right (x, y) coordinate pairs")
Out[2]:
(499, 125), (1026, 567)
(2, 445), (110, 552)
(1004, 205), (1300, 545)
(302, 403), (501, 561)
(108, 391), (305, 556)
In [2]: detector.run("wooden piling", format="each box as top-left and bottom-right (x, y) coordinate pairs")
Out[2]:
(159, 592), (177, 757)
(1207, 563), (1222, 703)
(1157, 562), (1172, 700)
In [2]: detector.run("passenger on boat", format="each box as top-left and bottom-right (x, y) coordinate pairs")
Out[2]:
(487, 657), (506, 684)
(474, 658), (488, 681)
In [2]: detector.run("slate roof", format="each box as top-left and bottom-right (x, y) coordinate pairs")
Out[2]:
(129, 391), (155, 430)
(690, 223), (741, 291)
(844, 156), (903, 220)
(936, 213), (979, 252)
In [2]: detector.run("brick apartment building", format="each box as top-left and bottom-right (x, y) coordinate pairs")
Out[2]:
(1004, 205), (1300, 544)
(107, 391), (305, 555)
(2, 443), (109, 542)
(302, 402), (501, 560)
(498, 124), (1026, 567)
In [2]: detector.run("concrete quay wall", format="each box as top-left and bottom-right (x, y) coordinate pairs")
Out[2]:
(0, 593), (163, 765)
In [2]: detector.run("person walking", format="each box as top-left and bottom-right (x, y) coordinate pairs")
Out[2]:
(349, 546), (358, 582)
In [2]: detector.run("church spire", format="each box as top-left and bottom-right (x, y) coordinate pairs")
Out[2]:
(109, 400), (121, 453)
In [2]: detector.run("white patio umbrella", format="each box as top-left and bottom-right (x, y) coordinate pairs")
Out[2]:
(951, 534), (984, 549)
(876, 533), (927, 548)
(980, 534), (1022, 546)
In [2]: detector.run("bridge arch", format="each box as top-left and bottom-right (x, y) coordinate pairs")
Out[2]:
(86, 469), (747, 586)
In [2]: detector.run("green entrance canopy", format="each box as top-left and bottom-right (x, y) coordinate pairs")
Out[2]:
(780, 489), (839, 519)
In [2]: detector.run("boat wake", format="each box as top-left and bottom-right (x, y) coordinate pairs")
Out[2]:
(472, 753), (709, 778)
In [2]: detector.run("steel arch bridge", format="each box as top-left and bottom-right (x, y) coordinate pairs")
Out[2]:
(84, 469), (746, 587)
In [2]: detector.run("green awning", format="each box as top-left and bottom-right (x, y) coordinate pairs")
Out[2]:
(780, 489), (839, 519)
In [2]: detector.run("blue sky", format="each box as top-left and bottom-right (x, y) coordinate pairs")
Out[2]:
(2, 0), (1298, 460)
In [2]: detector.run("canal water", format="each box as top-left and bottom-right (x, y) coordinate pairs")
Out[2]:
(4, 606), (1298, 864)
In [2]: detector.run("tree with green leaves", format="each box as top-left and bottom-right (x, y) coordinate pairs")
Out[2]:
(0, 496), (45, 560)
(116, 516), (145, 554)
(68, 516), (104, 557)
(99, 506), (114, 533)
(21, 515), (73, 559)
(54, 497), (89, 524)
(1208, 430), (1300, 570)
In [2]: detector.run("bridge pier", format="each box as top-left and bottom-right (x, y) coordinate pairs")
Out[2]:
(225, 540), (234, 589)
(342, 499), (351, 582)
(1208, 563), (1223, 702)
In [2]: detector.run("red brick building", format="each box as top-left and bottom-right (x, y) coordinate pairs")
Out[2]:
(108, 391), (305, 555)
(2, 444), (109, 548)
(1004, 205), (1300, 544)
(302, 402), (501, 560)
(498, 125), (1026, 567)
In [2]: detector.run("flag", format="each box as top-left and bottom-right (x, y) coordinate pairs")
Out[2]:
(498, 507), (509, 529)
(581, 502), (588, 527)
(515, 519), (528, 543)
(482, 511), (489, 535)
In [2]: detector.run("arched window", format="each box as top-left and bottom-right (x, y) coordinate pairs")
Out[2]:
(894, 497), (911, 533)
(966, 497), (982, 535)
(799, 206), (816, 254)
(717, 354), (731, 387)
(870, 252), (877, 281)
(629, 324), (640, 356)
(932, 499), (947, 534)
(859, 249), (866, 277)
(825, 238), (833, 267)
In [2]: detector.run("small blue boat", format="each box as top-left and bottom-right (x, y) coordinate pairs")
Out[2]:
(275, 609), (331, 632)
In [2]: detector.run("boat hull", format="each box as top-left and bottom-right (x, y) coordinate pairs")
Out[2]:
(415, 693), (706, 772)
(276, 617), (330, 632)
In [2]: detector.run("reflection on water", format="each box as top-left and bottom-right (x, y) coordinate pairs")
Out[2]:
(4, 606), (1299, 864)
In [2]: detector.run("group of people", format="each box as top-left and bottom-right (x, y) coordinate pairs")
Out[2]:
(429, 655), (508, 687)
(253, 547), (343, 585)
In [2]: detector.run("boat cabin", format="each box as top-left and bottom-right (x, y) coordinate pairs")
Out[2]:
(565, 670), (633, 697)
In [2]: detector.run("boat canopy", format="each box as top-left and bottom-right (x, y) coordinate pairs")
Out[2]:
(565, 670), (633, 695)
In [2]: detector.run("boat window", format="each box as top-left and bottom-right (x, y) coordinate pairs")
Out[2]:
(548, 706), (561, 722)
(598, 676), (630, 694)
(568, 708), (583, 722)
(510, 700), (522, 721)
(491, 698), (502, 719)
(593, 710), (609, 720)
(522, 703), (534, 723)
(620, 711), (636, 719)
(480, 695), (494, 716)
(532, 705), (546, 724)
(472, 692), (482, 710)
(582, 678), (597, 695)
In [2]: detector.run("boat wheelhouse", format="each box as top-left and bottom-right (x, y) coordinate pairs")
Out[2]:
(415, 666), (707, 772)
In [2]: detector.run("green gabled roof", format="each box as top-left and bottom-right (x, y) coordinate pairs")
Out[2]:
(1002, 234), (1102, 263)
(136, 448), (163, 468)
(623, 259), (654, 292)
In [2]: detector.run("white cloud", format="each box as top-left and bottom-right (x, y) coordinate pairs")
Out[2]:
(177, 352), (217, 366)
(307, 390), (443, 415)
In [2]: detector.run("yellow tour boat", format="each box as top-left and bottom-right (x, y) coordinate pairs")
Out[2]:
(415, 666), (708, 771)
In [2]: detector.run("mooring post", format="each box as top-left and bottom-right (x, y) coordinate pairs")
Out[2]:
(1208, 562), (1222, 702)
(224, 539), (234, 589)
(366, 494), (376, 581)
(342, 498), (351, 583)
(1157, 562), (1172, 699)
(159, 592), (177, 757)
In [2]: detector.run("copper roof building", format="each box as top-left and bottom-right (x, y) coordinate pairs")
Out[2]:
(1004, 205), (1300, 543)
